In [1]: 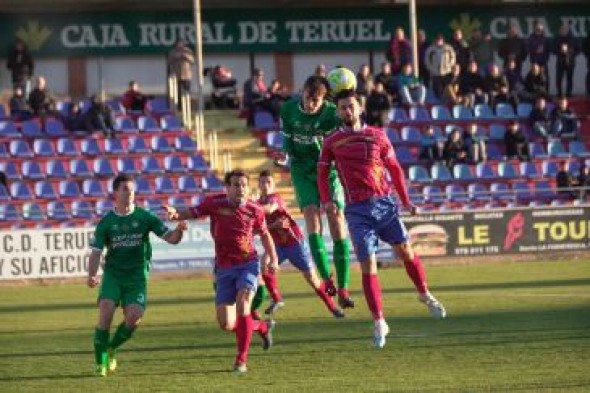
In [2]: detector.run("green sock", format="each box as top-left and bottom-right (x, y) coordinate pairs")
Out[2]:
(93, 328), (109, 366)
(333, 239), (351, 289)
(251, 285), (267, 311)
(109, 323), (135, 351)
(309, 233), (331, 280)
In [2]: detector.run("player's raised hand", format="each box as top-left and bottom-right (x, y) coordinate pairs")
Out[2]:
(162, 204), (178, 220)
(87, 275), (100, 288)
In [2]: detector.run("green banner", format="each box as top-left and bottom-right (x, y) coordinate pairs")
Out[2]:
(1, 5), (589, 57)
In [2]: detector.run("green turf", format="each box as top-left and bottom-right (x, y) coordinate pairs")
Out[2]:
(1, 260), (589, 392)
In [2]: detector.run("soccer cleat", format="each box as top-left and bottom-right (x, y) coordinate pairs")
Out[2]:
(264, 300), (285, 315)
(261, 319), (275, 350)
(233, 363), (248, 374)
(332, 308), (345, 318)
(338, 289), (355, 309)
(324, 277), (337, 297)
(419, 293), (447, 319)
(373, 319), (390, 349)
(107, 348), (117, 372)
(95, 364), (107, 377)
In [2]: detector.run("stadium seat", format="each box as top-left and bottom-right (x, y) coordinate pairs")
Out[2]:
(93, 158), (116, 177)
(22, 161), (45, 180)
(161, 115), (184, 132)
(541, 160), (559, 177)
(547, 140), (569, 158)
(516, 102), (533, 118)
(79, 99), (92, 114)
(512, 181), (533, 202)
(0, 104), (8, 120)
(254, 111), (276, 129)
(168, 196), (188, 210)
(190, 194), (204, 208)
(0, 120), (20, 138)
(408, 165), (431, 183)
(201, 174), (224, 192)
(55, 101), (72, 117)
(128, 136), (151, 154)
(34, 181), (58, 199)
(147, 97), (172, 116)
(431, 105), (451, 121)
(395, 146), (416, 164)
(105, 138), (126, 155)
(82, 179), (106, 197)
(446, 184), (469, 203)
(175, 135), (198, 153)
(10, 182), (33, 200)
(424, 185), (445, 204)
(117, 157), (139, 175)
(141, 156), (164, 174)
(164, 155), (185, 173)
(386, 127), (400, 143)
(445, 124), (463, 136)
(453, 164), (475, 181)
(266, 131), (283, 150)
(33, 139), (55, 157)
(468, 183), (491, 202)
(47, 201), (70, 220)
(135, 177), (154, 195)
(21, 120), (44, 138)
(489, 124), (506, 141)
(431, 163), (453, 182)
(45, 118), (68, 137)
(529, 142), (548, 159)
(57, 138), (79, 156)
(155, 176), (176, 194)
(59, 180), (82, 198)
(452, 105), (473, 120)
(151, 136), (174, 153)
(490, 182), (512, 202)
(568, 160), (581, 175)
(178, 175), (200, 193)
(475, 162), (497, 180)
(519, 162), (541, 178)
(82, 138), (102, 156)
(550, 199), (568, 207)
(96, 199), (114, 216)
(495, 103), (516, 119)
(497, 161), (518, 179)
(0, 185), (10, 201)
(187, 155), (209, 172)
(70, 159), (93, 178)
(387, 107), (408, 122)
(0, 143), (8, 158)
(534, 180), (555, 201)
(9, 140), (34, 158)
(138, 115), (161, 133)
(106, 99), (125, 115)
(0, 204), (20, 221)
(568, 141), (590, 158)
(143, 198), (164, 213)
(408, 186), (424, 205)
(0, 161), (21, 180)
(474, 104), (494, 119)
(71, 200), (94, 219)
(401, 126), (422, 143)
(486, 143), (503, 160)
(115, 116), (139, 133)
(409, 106), (430, 121)
(23, 202), (45, 221)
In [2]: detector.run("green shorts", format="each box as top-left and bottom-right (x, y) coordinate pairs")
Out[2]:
(291, 164), (345, 210)
(98, 269), (148, 309)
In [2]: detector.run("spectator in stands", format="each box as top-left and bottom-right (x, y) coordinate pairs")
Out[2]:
(0, 171), (7, 190)
(266, 79), (289, 119)
(374, 61), (398, 102)
(417, 29), (430, 88)
(584, 34), (590, 96)
(504, 58), (524, 94)
(419, 125), (443, 162)
(504, 120), (530, 161)
(9, 86), (33, 121)
(28, 76), (56, 117)
(460, 60), (488, 105)
(498, 24), (527, 75)
(63, 103), (87, 132)
(523, 62), (549, 102)
(484, 64), (517, 107)
(527, 21), (550, 89)
(425, 34), (456, 98)
(167, 39), (194, 110)
(442, 64), (473, 107)
(529, 96), (552, 139)
(556, 161), (576, 199)
(356, 64), (373, 107)
(85, 94), (116, 138)
(578, 164), (590, 201)
(470, 29), (494, 75)
(398, 63), (426, 105)
(122, 81), (152, 112)
(463, 123), (487, 163)
(212, 65), (236, 88)
(386, 27), (412, 75)
(365, 81), (390, 127)
(210, 65), (238, 109)
(550, 96), (580, 139)
(443, 128), (469, 168)
(244, 68), (276, 125)
(554, 24), (579, 98)
(449, 28), (471, 71)
(6, 38), (34, 94)
(315, 64), (327, 77)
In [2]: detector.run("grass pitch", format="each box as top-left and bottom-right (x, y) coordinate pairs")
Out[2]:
(0, 259), (589, 392)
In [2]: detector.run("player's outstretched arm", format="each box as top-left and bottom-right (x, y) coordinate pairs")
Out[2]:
(162, 205), (195, 221)
(163, 221), (188, 244)
(383, 154), (417, 214)
(87, 249), (102, 288)
(260, 231), (278, 273)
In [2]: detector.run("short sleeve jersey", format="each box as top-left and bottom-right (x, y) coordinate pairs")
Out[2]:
(258, 193), (303, 247)
(90, 206), (171, 273)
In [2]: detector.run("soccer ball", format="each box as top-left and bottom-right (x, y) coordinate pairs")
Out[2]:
(326, 67), (357, 94)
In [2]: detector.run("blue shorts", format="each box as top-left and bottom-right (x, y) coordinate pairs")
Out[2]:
(276, 241), (313, 272)
(215, 260), (260, 305)
(344, 196), (409, 262)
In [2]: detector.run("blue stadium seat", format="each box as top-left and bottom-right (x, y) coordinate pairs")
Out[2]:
(408, 186), (425, 204)
(151, 136), (174, 153)
(147, 97), (172, 116)
(0, 204), (20, 221)
(516, 102), (533, 118)
(57, 138), (79, 156)
(0, 185), (10, 201)
(0, 143), (8, 158)
(424, 185), (445, 204)
(474, 104), (494, 119)
(143, 198), (164, 213)
(155, 176), (176, 194)
(497, 161), (518, 179)
(21, 120), (44, 138)
(568, 160), (581, 175)
(22, 161), (45, 180)
(266, 131), (283, 150)
(164, 155), (185, 173)
(138, 115), (161, 133)
(128, 136), (151, 154)
(93, 158), (116, 177)
(0, 104), (8, 119)
(10, 182), (33, 200)
(452, 105), (473, 120)
(82, 138), (101, 156)
(254, 111), (276, 129)
(178, 175), (200, 193)
(161, 115), (184, 132)
(96, 199), (114, 216)
(446, 184), (469, 203)
(187, 155), (209, 172)
(430, 163), (453, 182)
(117, 157), (139, 175)
(486, 143), (503, 160)
(550, 199), (568, 207)
(201, 174), (224, 192)
(33, 139), (55, 157)
(106, 99), (125, 115)
(490, 182), (512, 202)
(534, 180), (555, 201)
(82, 179), (106, 197)
(45, 118), (67, 137)
(387, 107), (408, 122)
(468, 183), (491, 202)
(495, 103), (516, 119)
(141, 156), (164, 174)
(519, 162), (541, 179)
(409, 106), (430, 121)
(23, 202), (45, 221)
(104, 138), (126, 155)
(59, 180), (82, 198)
(167, 196), (188, 210)
(175, 135), (198, 153)
(408, 165), (431, 183)
(512, 181), (533, 202)
(445, 124), (463, 136)
(55, 101), (72, 118)
(453, 164), (475, 181)
(541, 160), (559, 177)
(115, 116), (138, 133)
(71, 200), (94, 219)
(401, 126), (422, 143)
(475, 162), (497, 180)
(34, 181), (58, 199)
(0, 120), (20, 138)
(386, 127), (400, 143)
(395, 146), (416, 164)
(47, 201), (70, 220)
(135, 177), (154, 195)
(78, 99), (92, 114)
(568, 141), (590, 158)
(431, 105), (451, 121)
(529, 142), (548, 159)
(548, 140), (569, 158)
(70, 159), (93, 178)
(0, 161), (21, 180)
(9, 140), (34, 158)
(489, 124), (506, 141)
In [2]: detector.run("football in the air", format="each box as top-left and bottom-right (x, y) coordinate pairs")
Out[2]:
(326, 67), (357, 93)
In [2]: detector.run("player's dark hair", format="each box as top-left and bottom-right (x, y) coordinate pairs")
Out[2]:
(128, 80), (136, 88)
(334, 89), (357, 104)
(224, 169), (249, 185)
(112, 174), (133, 191)
(259, 169), (272, 179)
(303, 75), (329, 97)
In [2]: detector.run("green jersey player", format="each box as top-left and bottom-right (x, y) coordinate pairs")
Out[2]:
(88, 174), (186, 376)
(278, 75), (353, 309)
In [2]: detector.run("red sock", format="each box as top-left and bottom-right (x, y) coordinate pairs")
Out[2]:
(362, 273), (383, 320)
(234, 315), (253, 365)
(315, 281), (338, 313)
(251, 318), (269, 335)
(338, 288), (350, 298)
(262, 272), (282, 302)
(403, 254), (428, 294)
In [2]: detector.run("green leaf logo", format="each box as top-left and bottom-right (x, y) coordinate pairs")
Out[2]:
(449, 13), (482, 40)
(16, 21), (52, 51)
